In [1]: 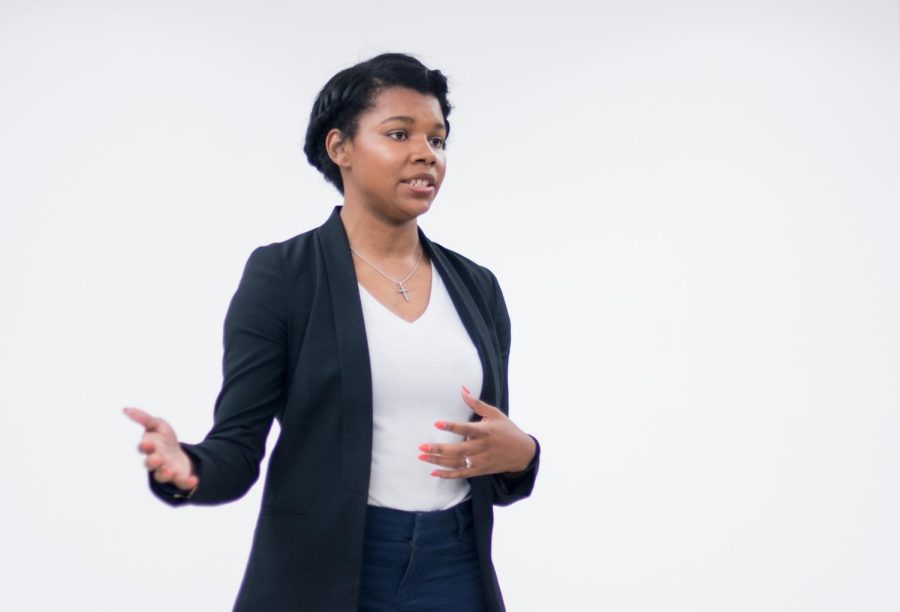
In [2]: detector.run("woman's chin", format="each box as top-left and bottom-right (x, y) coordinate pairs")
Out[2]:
(397, 196), (435, 219)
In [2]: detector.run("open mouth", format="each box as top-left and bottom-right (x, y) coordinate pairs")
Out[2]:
(402, 178), (435, 194)
(402, 178), (434, 188)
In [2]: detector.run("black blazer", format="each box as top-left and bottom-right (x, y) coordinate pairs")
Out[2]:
(150, 205), (541, 611)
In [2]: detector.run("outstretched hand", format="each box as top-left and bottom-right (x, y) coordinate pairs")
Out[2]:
(123, 407), (198, 493)
(418, 386), (536, 479)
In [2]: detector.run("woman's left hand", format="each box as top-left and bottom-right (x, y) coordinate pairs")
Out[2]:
(418, 385), (536, 478)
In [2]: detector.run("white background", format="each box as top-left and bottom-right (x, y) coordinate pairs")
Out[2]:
(1, 1), (899, 610)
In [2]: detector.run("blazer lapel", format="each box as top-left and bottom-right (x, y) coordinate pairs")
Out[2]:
(418, 227), (503, 416)
(317, 206), (373, 495)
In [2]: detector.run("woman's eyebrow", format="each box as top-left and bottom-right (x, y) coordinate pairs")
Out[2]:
(379, 115), (446, 131)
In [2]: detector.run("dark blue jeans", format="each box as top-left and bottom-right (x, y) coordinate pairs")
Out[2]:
(358, 498), (487, 612)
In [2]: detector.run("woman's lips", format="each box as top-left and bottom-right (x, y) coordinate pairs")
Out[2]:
(402, 180), (435, 195)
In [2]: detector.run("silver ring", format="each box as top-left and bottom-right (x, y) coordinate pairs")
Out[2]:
(464, 456), (472, 469)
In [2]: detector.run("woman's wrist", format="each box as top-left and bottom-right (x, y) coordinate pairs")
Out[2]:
(504, 434), (537, 474)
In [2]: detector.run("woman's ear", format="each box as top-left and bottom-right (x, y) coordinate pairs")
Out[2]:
(325, 128), (350, 168)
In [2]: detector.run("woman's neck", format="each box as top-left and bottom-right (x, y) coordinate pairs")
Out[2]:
(339, 201), (421, 260)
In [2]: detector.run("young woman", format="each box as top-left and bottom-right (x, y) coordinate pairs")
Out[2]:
(124, 52), (541, 612)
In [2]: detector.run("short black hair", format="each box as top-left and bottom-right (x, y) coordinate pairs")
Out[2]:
(303, 52), (453, 195)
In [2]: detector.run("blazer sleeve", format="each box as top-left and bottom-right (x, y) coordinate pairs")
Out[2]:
(487, 270), (541, 507)
(149, 245), (289, 507)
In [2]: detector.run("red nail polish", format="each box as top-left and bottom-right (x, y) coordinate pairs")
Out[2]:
(436, 422), (446, 429)
(462, 384), (471, 395)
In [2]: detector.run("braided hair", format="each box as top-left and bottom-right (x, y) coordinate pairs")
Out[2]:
(303, 53), (453, 195)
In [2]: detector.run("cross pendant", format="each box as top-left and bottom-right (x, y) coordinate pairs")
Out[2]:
(397, 283), (411, 302)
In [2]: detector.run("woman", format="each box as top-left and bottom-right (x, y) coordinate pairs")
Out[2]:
(124, 52), (541, 612)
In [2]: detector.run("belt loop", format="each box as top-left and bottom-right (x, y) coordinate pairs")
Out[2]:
(413, 511), (423, 543)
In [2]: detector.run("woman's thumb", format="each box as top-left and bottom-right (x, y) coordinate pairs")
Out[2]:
(173, 472), (199, 492)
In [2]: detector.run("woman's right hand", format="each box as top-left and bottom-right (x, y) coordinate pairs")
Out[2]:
(123, 406), (199, 492)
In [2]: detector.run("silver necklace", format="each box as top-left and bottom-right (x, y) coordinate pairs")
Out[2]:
(349, 243), (423, 302)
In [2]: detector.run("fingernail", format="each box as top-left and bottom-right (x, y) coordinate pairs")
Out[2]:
(462, 385), (471, 395)
(419, 444), (430, 452)
(435, 422), (446, 429)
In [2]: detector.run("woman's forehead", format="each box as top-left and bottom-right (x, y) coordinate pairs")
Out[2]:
(364, 87), (445, 128)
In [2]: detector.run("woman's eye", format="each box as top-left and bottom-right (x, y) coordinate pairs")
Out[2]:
(387, 131), (444, 148)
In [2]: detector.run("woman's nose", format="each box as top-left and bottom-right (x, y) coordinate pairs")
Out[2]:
(412, 136), (438, 164)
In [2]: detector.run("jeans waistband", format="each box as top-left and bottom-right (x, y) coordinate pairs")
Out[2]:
(364, 498), (473, 543)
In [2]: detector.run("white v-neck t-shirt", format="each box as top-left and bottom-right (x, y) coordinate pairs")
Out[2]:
(358, 265), (483, 511)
